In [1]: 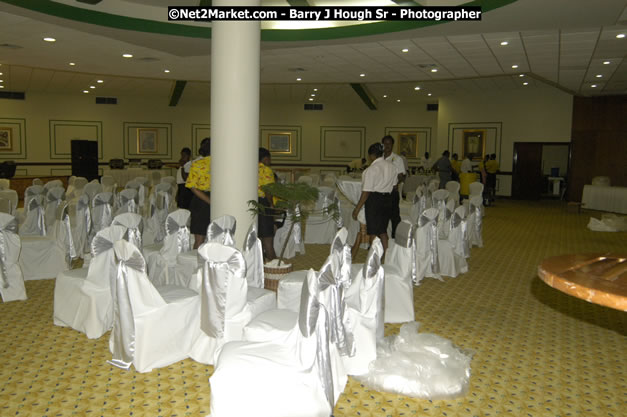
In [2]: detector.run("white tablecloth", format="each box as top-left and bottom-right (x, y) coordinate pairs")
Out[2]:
(404, 175), (438, 194)
(581, 185), (627, 214)
(101, 168), (173, 186)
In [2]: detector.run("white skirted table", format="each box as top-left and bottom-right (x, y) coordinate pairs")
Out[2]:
(581, 185), (627, 214)
(101, 168), (174, 186)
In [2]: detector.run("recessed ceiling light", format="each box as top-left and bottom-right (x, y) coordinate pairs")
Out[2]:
(313, 88), (318, 91)
(523, 82), (529, 86)
(97, 80), (103, 83)
(311, 94), (315, 97)
(359, 73), (366, 77)
(431, 68), (438, 73)
(500, 41), (509, 46)
(89, 85), (95, 89)
(0, 72), (2, 75)
(296, 77), (302, 81)
(591, 84), (598, 88)
(383, 94), (387, 98)
(519, 74), (525, 77)
(396, 99), (401, 102)
(0, 80), (3, 83)
(43, 37), (56, 42)
(603, 61), (611, 65)
(164, 69), (170, 73)
(414, 86), (421, 90)
(83, 90), (89, 93)
(616, 33), (625, 39)
(595, 74), (603, 78)
(122, 53), (133, 58)
(308, 98), (313, 101)
(427, 93), (432, 96)
(69, 62), (76, 66)
(401, 48), (409, 53)
(0, 86), (4, 89)
(512, 64), (519, 69)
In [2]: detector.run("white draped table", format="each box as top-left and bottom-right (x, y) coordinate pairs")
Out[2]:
(101, 168), (174, 186)
(581, 185), (627, 214)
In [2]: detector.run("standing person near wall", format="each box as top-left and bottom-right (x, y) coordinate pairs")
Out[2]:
(185, 137), (211, 249)
(381, 135), (406, 239)
(176, 147), (193, 209)
(432, 150), (454, 189)
(352, 143), (397, 256)
(486, 153), (500, 204)
(451, 153), (461, 181)
(478, 154), (490, 205)
(257, 147), (277, 262)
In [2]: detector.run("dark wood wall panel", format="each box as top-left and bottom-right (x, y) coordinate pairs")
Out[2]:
(567, 96), (627, 201)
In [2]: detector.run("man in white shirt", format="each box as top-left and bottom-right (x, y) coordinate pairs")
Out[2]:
(420, 152), (432, 171)
(461, 154), (473, 173)
(381, 135), (406, 239)
(176, 147), (192, 208)
(352, 143), (398, 254)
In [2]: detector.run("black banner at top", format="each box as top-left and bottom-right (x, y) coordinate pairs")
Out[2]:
(167, 6), (482, 22)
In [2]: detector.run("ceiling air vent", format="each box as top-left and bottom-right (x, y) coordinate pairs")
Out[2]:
(95, 97), (117, 104)
(426, 103), (438, 111)
(0, 91), (25, 100)
(138, 57), (160, 62)
(304, 103), (323, 110)
(0, 43), (23, 49)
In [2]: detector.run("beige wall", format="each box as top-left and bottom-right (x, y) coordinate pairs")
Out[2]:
(1, 86), (573, 192)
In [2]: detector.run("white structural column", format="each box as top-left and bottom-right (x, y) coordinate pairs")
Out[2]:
(211, 0), (261, 248)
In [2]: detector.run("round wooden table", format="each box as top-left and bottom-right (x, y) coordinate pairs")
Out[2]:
(538, 253), (627, 311)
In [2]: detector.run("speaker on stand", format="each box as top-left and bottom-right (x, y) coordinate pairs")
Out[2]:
(71, 140), (99, 181)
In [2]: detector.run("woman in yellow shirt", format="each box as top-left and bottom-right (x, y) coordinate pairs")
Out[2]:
(258, 147), (277, 261)
(185, 137), (211, 249)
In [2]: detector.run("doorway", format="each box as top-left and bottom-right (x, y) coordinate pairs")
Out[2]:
(512, 142), (570, 200)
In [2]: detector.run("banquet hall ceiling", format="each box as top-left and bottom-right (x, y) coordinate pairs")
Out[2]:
(0, 0), (626, 102)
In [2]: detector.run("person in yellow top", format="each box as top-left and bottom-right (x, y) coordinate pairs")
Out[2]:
(185, 137), (211, 249)
(451, 153), (461, 181)
(485, 153), (500, 204)
(258, 147), (277, 261)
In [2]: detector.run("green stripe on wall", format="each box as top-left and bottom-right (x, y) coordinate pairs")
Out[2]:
(169, 80), (187, 107)
(0, 0), (516, 42)
(350, 83), (377, 110)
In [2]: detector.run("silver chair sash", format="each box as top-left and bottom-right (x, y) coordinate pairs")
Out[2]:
(120, 194), (138, 214)
(206, 222), (236, 247)
(166, 217), (191, 254)
(77, 195), (92, 254)
(0, 215), (17, 288)
(298, 269), (334, 410)
(394, 221), (417, 283)
(59, 204), (77, 262)
(200, 250), (246, 338)
(363, 241), (385, 341)
(91, 232), (115, 258)
(470, 203), (483, 236)
(243, 226), (264, 288)
(28, 196), (47, 236)
(93, 194), (114, 231)
(450, 211), (470, 258)
(108, 246), (146, 370)
(125, 227), (143, 250)
(318, 259), (354, 357)
(418, 213), (440, 275)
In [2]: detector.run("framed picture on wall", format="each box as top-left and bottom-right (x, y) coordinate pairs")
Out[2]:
(462, 129), (486, 161)
(137, 128), (158, 153)
(397, 132), (418, 158)
(0, 127), (12, 151)
(267, 132), (291, 153)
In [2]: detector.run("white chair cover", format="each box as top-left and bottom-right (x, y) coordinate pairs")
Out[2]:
(112, 212), (143, 249)
(296, 175), (313, 186)
(53, 225), (127, 338)
(273, 209), (305, 259)
(150, 170), (161, 187)
(0, 198), (11, 214)
(409, 185), (428, 225)
(55, 202), (77, 265)
(432, 189), (450, 239)
(22, 185), (45, 218)
(206, 214), (236, 246)
(91, 192), (114, 237)
(414, 207), (440, 283)
(19, 195), (47, 236)
(72, 194), (91, 256)
(0, 190), (18, 215)
(438, 205), (469, 278)
(467, 195), (484, 248)
(449, 205), (470, 259)
(44, 179), (63, 190)
(343, 238), (385, 376)
(0, 213), (27, 302)
(82, 182), (103, 203)
(188, 243), (252, 365)
(243, 224), (264, 289)
(145, 188), (171, 244)
(446, 180), (460, 205)
(469, 181), (484, 197)
(210, 267), (346, 417)
(428, 178), (440, 193)
(130, 177), (149, 209)
(32, 178), (43, 186)
(336, 179), (365, 248)
(383, 221), (415, 323)
(305, 186), (339, 244)
(0, 179), (9, 190)
(108, 240), (199, 372)
(144, 209), (191, 286)
(45, 187), (66, 230)
(115, 189), (138, 216)
(67, 177), (88, 201)
(160, 176), (176, 187)
(100, 175), (116, 193)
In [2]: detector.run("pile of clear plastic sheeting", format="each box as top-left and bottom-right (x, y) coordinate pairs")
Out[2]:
(587, 214), (627, 232)
(357, 322), (473, 400)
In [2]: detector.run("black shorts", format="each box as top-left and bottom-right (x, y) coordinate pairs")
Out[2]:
(365, 192), (393, 236)
(487, 173), (497, 189)
(257, 197), (275, 238)
(177, 184), (193, 209)
(189, 191), (211, 235)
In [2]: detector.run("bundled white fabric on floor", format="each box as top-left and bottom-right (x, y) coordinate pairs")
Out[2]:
(414, 208), (441, 283)
(0, 214), (27, 302)
(587, 214), (627, 232)
(53, 225), (127, 338)
(210, 268), (347, 417)
(108, 240), (199, 373)
(188, 242), (260, 365)
(343, 238), (385, 376)
(143, 209), (191, 286)
(383, 221), (415, 323)
(359, 321), (473, 400)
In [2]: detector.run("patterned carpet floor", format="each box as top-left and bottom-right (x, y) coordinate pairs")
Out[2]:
(1, 199), (625, 416)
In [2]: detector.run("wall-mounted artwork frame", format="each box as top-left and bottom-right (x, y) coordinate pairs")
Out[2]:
(462, 129), (486, 161)
(397, 132), (418, 158)
(137, 128), (158, 154)
(267, 132), (292, 154)
(0, 127), (12, 151)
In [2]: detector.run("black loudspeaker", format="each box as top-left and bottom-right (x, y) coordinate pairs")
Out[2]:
(71, 140), (99, 181)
